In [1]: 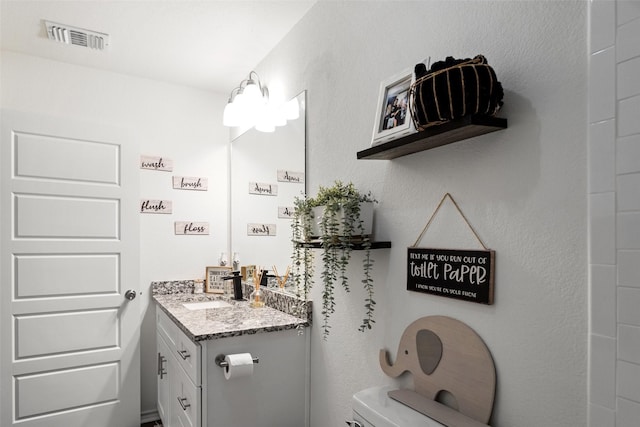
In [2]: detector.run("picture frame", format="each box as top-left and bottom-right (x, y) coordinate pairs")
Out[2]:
(205, 266), (232, 293)
(371, 68), (416, 146)
(241, 264), (256, 282)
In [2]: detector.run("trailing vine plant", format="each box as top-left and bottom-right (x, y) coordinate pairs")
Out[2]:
(291, 195), (314, 328)
(291, 181), (377, 339)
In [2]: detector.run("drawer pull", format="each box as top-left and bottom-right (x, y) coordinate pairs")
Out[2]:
(177, 350), (191, 360)
(157, 353), (167, 379)
(177, 396), (191, 410)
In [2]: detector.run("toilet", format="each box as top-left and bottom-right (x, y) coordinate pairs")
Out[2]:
(350, 386), (446, 427)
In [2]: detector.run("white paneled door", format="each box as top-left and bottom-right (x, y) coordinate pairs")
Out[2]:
(0, 110), (140, 427)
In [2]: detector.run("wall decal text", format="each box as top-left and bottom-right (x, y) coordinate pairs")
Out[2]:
(173, 176), (208, 191)
(140, 155), (173, 172)
(174, 221), (210, 235)
(277, 170), (305, 183)
(249, 182), (278, 196)
(247, 223), (277, 236)
(278, 206), (295, 219)
(140, 199), (172, 214)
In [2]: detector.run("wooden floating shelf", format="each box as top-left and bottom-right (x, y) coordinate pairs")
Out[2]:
(296, 241), (391, 250)
(357, 115), (507, 160)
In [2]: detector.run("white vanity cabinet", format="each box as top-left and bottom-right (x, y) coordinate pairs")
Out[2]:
(156, 308), (202, 427)
(156, 306), (309, 427)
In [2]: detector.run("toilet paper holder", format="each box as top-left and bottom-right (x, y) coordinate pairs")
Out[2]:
(215, 354), (260, 368)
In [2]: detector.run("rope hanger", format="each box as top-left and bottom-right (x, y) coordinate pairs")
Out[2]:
(413, 193), (488, 250)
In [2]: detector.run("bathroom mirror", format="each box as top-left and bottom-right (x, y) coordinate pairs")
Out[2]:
(229, 91), (306, 285)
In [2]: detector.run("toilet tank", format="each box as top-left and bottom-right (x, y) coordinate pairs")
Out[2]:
(351, 386), (446, 427)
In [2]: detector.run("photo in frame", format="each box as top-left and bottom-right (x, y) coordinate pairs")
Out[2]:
(371, 68), (417, 146)
(241, 265), (256, 282)
(205, 266), (232, 293)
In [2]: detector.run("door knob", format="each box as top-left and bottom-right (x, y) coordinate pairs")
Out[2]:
(124, 290), (137, 300)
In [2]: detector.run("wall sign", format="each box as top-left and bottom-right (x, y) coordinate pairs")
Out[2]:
(140, 155), (173, 171)
(277, 170), (305, 183)
(278, 206), (295, 219)
(173, 176), (208, 191)
(247, 223), (277, 236)
(249, 182), (278, 196)
(407, 247), (494, 304)
(140, 199), (172, 214)
(174, 221), (209, 235)
(408, 193), (495, 305)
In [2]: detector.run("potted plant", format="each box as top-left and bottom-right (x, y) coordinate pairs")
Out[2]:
(291, 181), (377, 339)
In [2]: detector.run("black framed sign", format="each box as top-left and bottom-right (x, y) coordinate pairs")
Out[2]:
(407, 247), (495, 304)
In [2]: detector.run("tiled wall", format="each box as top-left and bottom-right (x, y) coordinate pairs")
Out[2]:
(589, 1), (640, 426)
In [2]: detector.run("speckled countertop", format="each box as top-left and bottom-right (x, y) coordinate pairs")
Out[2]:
(152, 280), (311, 342)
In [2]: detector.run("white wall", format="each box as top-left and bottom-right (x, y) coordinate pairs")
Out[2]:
(0, 51), (229, 416)
(1, 1), (594, 425)
(255, 2), (588, 426)
(588, 1), (640, 426)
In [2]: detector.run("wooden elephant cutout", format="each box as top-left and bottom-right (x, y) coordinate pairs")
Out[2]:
(380, 315), (496, 425)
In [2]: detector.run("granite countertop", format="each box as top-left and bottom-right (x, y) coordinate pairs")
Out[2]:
(152, 280), (310, 342)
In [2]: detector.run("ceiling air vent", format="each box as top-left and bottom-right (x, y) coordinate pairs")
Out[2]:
(45, 20), (109, 51)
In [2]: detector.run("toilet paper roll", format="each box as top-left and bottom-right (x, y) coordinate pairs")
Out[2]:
(223, 353), (254, 380)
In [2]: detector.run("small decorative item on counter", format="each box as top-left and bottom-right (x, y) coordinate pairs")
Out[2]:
(254, 268), (276, 288)
(273, 265), (291, 289)
(241, 264), (256, 283)
(194, 279), (204, 294)
(249, 270), (266, 308)
(218, 252), (228, 266)
(205, 266), (232, 294)
(232, 252), (240, 270)
(249, 287), (265, 308)
(410, 55), (504, 130)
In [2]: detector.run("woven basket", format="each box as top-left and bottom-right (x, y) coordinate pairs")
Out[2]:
(409, 55), (503, 131)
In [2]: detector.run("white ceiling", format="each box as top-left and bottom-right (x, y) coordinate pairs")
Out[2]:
(0, 0), (316, 94)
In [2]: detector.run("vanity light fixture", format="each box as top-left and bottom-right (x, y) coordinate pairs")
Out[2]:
(223, 71), (296, 133)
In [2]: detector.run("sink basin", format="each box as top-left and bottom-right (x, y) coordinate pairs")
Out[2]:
(183, 300), (232, 310)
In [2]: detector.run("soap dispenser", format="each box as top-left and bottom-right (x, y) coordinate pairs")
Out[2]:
(222, 271), (244, 301)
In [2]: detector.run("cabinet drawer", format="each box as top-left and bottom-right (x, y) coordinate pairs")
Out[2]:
(172, 360), (201, 427)
(175, 328), (201, 386)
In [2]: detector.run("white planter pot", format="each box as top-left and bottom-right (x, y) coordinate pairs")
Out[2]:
(308, 202), (374, 239)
